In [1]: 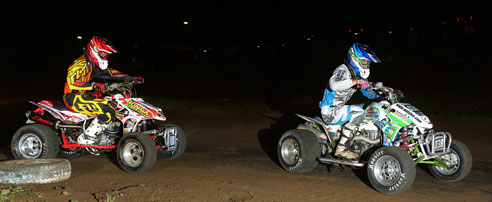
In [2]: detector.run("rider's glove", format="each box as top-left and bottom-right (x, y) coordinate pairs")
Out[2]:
(93, 83), (106, 92)
(133, 77), (144, 85)
(356, 79), (370, 90)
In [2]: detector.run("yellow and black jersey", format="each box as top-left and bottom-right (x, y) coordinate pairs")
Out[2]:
(64, 55), (133, 95)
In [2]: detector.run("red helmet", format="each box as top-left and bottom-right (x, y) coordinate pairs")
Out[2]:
(86, 36), (118, 70)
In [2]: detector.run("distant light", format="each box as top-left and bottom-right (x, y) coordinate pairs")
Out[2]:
(470, 16), (473, 20)
(306, 37), (311, 41)
(76, 36), (82, 40)
(360, 28), (363, 32)
(410, 27), (414, 31)
(256, 45), (260, 48)
(457, 17), (460, 22)
(183, 21), (189, 25)
(388, 30), (393, 34)
(348, 29), (352, 33)
(441, 21), (445, 25)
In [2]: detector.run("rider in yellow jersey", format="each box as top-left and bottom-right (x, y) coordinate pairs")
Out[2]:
(63, 36), (144, 145)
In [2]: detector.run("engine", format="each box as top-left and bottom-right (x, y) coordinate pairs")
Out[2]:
(350, 122), (380, 155)
(99, 121), (121, 145)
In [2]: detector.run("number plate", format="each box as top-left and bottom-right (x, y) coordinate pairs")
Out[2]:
(166, 128), (177, 150)
(168, 134), (176, 147)
(433, 135), (445, 153)
(425, 132), (452, 156)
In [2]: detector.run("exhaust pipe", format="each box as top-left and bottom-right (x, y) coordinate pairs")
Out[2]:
(351, 135), (380, 145)
(56, 123), (82, 129)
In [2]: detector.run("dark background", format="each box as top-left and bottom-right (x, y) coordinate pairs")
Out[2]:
(1, 4), (490, 116)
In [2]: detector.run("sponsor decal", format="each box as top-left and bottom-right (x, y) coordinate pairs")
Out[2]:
(392, 110), (409, 122)
(76, 103), (103, 114)
(368, 150), (384, 170)
(389, 173), (406, 192)
(395, 104), (422, 123)
(288, 158), (303, 171)
(32, 115), (54, 126)
(125, 101), (149, 117)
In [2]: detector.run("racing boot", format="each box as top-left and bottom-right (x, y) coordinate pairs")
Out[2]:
(334, 123), (360, 159)
(78, 119), (106, 145)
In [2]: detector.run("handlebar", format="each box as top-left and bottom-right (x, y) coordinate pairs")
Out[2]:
(364, 82), (404, 103)
(106, 80), (141, 91)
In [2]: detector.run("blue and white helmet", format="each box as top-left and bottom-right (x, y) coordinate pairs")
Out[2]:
(345, 43), (380, 79)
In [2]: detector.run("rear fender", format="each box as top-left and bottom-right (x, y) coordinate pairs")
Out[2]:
(30, 101), (65, 121)
(29, 101), (89, 123)
(295, 114), (332, 143)
(26, 111), (58, 128)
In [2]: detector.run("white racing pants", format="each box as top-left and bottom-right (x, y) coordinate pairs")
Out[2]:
(320, 104), (365, 126)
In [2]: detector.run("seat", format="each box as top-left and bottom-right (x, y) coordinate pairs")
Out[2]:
(51, 100), (71, 111)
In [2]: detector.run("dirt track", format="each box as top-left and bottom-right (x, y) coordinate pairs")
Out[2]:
(2, 108), (492, 202)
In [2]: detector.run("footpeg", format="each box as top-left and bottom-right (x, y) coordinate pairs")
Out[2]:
(318, 157), (364, 167)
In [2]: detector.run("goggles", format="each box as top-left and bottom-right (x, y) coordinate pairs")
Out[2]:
(358, 58), (371, 69)
(98, 51), (110, 60)
(350, 50), (371, 69)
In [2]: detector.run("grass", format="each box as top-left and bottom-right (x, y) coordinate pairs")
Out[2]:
(0, 186), (118, 202)
(0, 186), (24, 202)
(105, 193), (117, 202)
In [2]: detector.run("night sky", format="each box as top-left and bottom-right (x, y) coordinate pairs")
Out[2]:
(2, 5), (490, 114)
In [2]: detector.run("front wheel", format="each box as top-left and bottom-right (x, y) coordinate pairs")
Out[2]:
(117, 133), (157, 174)
(156, 124), (187, 160)
(277, 129), (320, 173)
(367, 147), (416, 195)
(428, 139), (472, 182)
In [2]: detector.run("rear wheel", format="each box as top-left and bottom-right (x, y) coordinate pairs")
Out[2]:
(117, 133), (157, 174)
(277, 129), (320, 173)
(11, 124), (60, 159)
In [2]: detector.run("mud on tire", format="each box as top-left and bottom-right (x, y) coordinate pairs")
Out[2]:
(367, 146), (416, 195)
(277, 129), (320, 173)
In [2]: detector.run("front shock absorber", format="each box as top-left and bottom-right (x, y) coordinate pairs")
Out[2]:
(401, 133), (410, 151)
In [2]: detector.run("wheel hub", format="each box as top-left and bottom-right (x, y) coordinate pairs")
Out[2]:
(374, 155), (401, 186)
(435, 150), (460, 175)
(281, 138), (299, 165)
(121, 141), (144, 167)
(18, 133), (42, 159)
